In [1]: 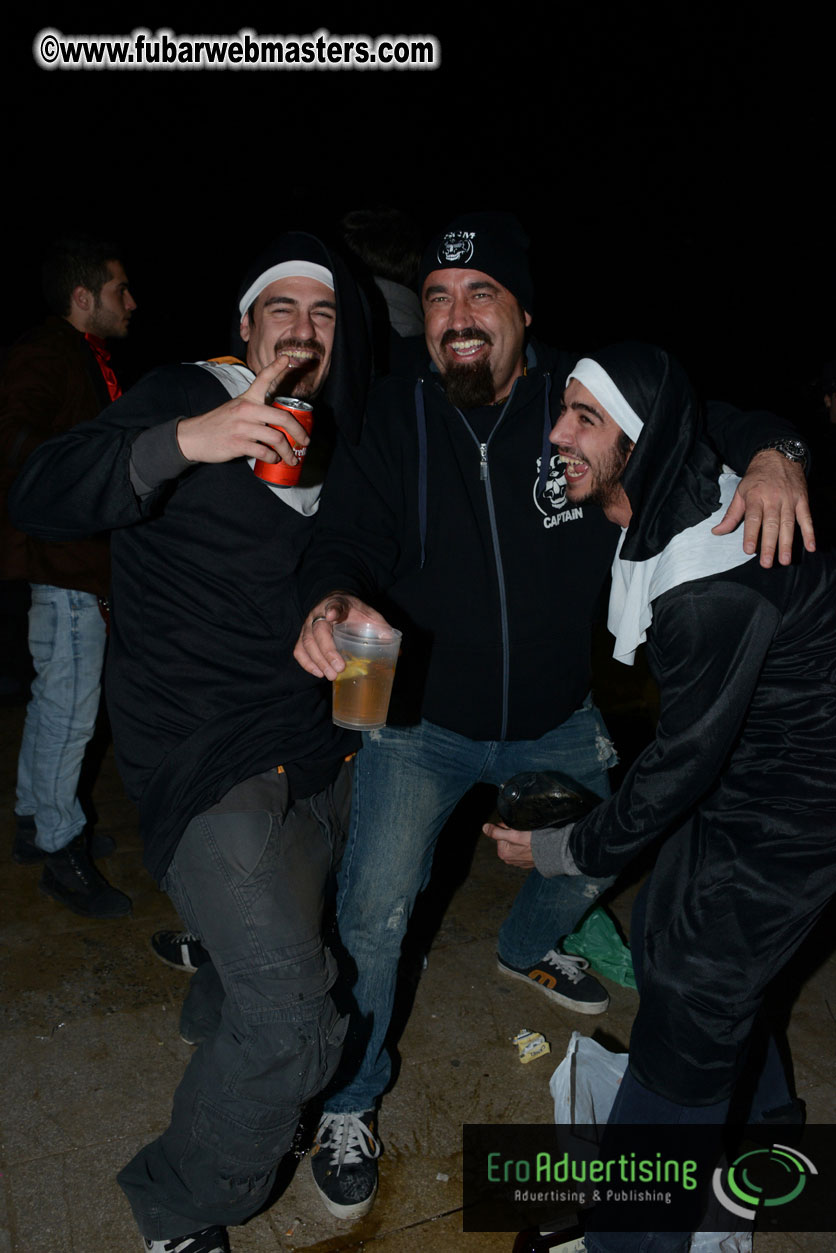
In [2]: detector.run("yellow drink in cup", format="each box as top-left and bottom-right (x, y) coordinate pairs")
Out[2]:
(331, 622), (402, 730)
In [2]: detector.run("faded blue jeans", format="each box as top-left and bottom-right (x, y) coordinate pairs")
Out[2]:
(325, 703), (616, 1115)
(15, 584), (107, 852)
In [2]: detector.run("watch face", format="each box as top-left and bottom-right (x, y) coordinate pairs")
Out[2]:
(763, 439), (807, 462)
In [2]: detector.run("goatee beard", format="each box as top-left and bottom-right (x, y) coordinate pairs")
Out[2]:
(272, 336), (325, 399)
(443, 360), (496, 409)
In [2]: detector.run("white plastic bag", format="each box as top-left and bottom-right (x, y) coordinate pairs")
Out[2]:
(548, 1033), (752, 1253)
(549, 1030), (627, 1128)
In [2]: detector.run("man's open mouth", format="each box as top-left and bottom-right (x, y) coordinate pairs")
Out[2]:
(276, 338), (324, 368)
(447, 337), (488, 359)
(557, 452), (589, 482)
(282, 348), (320, 364)
(440, 327), (492, 361)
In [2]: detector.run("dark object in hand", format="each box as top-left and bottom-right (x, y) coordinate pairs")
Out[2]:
(496, 771), (599, 830)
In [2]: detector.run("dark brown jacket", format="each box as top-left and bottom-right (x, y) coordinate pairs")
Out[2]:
(0, 316), (110, 596)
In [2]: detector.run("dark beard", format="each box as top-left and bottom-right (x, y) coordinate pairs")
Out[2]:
(442, 360), (496, 409)
(271, 336), (326, 399)
(587, 437), (632, 509)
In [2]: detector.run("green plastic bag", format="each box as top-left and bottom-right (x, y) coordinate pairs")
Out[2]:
(563, 906), (637, 989)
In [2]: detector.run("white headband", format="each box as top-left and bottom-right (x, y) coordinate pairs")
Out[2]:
(567, 358), (644, 444)
(238, 261), (335, 317)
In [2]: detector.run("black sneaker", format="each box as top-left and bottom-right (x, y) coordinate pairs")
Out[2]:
(497, 948), (609, 1014)
(151, 930), (210, 973)
(13, 814), (115, 864)
(39, 835), (131, 918)
(142, 1228), (229, 1252)
(310, 1110), (381, 1219)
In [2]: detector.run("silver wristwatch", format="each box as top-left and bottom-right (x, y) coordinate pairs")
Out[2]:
(754, 438), (808, 469)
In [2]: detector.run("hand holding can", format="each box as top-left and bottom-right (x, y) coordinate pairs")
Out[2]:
(253, 397), (313, 486)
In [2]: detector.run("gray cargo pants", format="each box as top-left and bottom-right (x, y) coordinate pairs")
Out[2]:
(118, 764), (351, 1240)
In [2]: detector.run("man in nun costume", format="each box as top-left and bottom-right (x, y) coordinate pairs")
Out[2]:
(9, 233), (372, 1253)
(485, 342), (836, 1252)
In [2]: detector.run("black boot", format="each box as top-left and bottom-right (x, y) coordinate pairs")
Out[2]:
(39, 835), (131, 918)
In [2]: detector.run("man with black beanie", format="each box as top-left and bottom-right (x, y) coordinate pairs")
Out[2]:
(293, 213), (814, 1222)
(9, 233), (372, 1253)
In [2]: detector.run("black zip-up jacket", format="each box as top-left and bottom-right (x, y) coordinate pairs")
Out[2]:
(300, 338), (798, 742)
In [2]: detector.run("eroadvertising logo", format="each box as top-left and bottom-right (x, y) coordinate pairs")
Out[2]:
(712, 1143), (818, 1221)
(463, 1124), (703, 1232)
(463, 1124), (835, 1233)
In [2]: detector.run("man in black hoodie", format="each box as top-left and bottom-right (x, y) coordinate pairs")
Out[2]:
(9, 235), (372, 1253)
(293, 214), (814, 1222)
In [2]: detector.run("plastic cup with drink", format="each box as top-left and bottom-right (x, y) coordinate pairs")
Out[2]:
(331, 621), (402, 730)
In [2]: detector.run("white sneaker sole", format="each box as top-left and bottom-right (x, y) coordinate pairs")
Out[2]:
(311, 1169), (378, 1220)
(151, 942), (200, 973)
(156, 955), (199, 973)
(496, 960), (609, 1015)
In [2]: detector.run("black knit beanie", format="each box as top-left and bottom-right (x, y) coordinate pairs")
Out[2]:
(418, 212), (533, 313)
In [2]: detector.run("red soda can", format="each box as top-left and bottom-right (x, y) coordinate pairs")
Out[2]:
(254, 397), (314, 486)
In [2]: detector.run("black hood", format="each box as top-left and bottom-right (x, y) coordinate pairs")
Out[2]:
(579, 342), (721, 561)
(232, 231), (372, 444)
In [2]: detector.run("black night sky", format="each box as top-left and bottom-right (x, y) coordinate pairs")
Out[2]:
(5, 4), (835, 424)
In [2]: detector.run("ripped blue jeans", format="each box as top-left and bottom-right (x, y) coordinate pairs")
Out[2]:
(325, 702), (616, 1115)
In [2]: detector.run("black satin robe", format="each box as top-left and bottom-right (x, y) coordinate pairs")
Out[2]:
(570, 549), (836, 1104)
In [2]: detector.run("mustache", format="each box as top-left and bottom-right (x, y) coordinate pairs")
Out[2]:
(440, 327), (493, 347)
(274, 335), (327, 361)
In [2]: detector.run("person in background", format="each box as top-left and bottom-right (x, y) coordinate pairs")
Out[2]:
(340, 206), (425, 374)
(0, 235), (136, 917)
